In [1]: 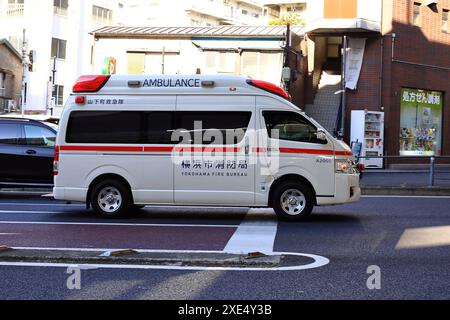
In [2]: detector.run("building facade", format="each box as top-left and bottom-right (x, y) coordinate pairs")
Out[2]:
(91, 25), (302, 84)
(286, 0), (449, 166)
(0, 39), (22, 112)
(0, 0), (121, 116)
(118, 0), (265, 27)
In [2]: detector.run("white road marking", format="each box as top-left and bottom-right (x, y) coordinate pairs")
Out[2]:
(0, 233), (19, 236)
(224, 209), (278, 254)
(362, 195), (450, 199)
(0, 203), (84, 207)
(396, 225), (450, 249)
(0, 210), (66, 214)
(0, 220), (237, 228)
(0, 250), (329, 271)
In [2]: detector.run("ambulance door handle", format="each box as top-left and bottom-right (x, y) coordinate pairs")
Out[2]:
(244, 145), (250, 155)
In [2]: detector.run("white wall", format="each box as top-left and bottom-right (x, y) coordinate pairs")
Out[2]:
(357, 0), (382, 23)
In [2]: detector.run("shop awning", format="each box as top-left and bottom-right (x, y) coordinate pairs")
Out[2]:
(305, 18), (381, 35)
(191, 39), (285, 52)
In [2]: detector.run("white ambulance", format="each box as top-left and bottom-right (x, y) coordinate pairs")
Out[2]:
(54, 75), (361, 220)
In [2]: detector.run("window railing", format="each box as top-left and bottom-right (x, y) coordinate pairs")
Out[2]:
(1, 4), (25, 18)
(54, 6), (68, 16)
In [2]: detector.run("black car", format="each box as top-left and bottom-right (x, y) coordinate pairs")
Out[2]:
(0, 118), (57, 187)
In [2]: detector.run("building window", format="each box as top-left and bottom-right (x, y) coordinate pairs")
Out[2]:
(51, 38), (67, 59)
(287, 6), (305, 13)
(53, 0), (68, 16)
(413, 2), (421, 27)
(92, 5), (113, 25)
(0, 72), (5, 89)
(241, 9), (248, 15)
(399, 88), (443, 156)
(205, 51), (235, 74)
(442, 9), (449, 33)
(6, 0), (24, 17)
(52, 85), (64, 106)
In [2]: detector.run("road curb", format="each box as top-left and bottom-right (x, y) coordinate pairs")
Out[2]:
(361, 186), (450, 196)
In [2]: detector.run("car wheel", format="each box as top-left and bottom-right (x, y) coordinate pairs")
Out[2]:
(272, 181), (314, 221)
(91, 179), (132, 218)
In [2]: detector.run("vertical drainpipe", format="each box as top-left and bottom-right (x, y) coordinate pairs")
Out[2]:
(340, 35), (347, 140)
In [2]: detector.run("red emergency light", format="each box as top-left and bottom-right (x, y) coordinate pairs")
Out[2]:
(73, 75), (110, 93)
(246, 79), (291, 101)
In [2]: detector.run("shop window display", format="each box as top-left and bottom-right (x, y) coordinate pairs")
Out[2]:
(399, 88), (443, 156)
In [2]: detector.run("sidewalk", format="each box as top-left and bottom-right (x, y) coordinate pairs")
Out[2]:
(361, 169), (450, 195)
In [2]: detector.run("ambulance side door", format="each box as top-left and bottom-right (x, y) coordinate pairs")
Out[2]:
(174, 95), (256, 206)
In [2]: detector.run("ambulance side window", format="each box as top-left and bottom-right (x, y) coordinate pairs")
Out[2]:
(66, 111), (141, 143)
(176, 111), (251, 145)
(144, 112), (175, 144)
(263, 111), (326, 144)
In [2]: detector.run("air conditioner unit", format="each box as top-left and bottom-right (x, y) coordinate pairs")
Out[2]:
(7, 100), (16, 112)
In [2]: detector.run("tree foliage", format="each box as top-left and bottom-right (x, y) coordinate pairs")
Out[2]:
(268, 12), (305, 26)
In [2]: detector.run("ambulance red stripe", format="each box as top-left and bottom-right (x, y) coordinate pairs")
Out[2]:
(59, 145), (352, 156)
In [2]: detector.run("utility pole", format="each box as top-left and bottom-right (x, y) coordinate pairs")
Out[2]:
(20, 29), (28, 118)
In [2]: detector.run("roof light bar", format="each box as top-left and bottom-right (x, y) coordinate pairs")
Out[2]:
(73, 75), (110, 93)
(246, 79), (291, 101)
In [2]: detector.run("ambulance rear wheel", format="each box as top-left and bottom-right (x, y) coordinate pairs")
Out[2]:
(91, 179), (132, 218)
(272, 181), (314, 221)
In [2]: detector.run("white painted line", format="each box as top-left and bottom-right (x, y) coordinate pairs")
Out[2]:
(0, 210), (66, 214)
(224, 209), (278, 255)
(0, 233), (19, 236)
(0, 203), (84, 207)
(362, 195), (450, 199)
(0, 220), (238, 228)
(0, 251), (329, 271)
(396, 225), (450, 249)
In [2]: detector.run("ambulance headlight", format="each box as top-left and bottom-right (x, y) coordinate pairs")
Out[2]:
(335, 159), (353, 174)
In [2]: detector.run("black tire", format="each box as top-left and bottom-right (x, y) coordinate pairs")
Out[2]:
(272, 181), (314, 221)
(90, 179), (132, 218)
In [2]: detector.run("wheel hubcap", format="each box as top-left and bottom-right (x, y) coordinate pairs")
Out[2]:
(98, 186), (122, 213)
(280, 188), (306, 215)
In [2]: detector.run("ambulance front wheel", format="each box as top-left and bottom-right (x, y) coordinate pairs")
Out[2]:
(272, 181), (314, 221)
(91, 179), (132, 218)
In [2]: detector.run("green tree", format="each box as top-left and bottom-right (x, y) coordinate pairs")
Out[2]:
(268, 12), (305, 26)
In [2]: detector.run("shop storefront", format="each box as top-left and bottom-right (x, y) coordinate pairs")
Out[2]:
(399, 88), (443, 157)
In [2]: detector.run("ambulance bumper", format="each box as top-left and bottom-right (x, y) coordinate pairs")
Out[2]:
(316, 173), (361, 205)
(53, 187), (88, 202)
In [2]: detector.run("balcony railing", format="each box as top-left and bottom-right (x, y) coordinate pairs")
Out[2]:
(1, 4), (25, 18)
(53, 6), (68, 16)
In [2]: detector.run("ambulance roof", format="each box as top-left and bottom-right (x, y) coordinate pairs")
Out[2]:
(72, 74), (291, 101)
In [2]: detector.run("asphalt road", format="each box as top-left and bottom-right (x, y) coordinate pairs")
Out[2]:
(0, 195), (449, 300)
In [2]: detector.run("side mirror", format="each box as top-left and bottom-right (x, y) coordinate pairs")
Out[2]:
(316, 129), (327, 142)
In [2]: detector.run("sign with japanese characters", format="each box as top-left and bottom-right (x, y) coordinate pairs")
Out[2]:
(179, 159), (249, 177)
(401, 88), (442, 107)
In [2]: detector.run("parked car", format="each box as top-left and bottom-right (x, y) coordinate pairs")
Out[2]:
(0, 118), (57, 187)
